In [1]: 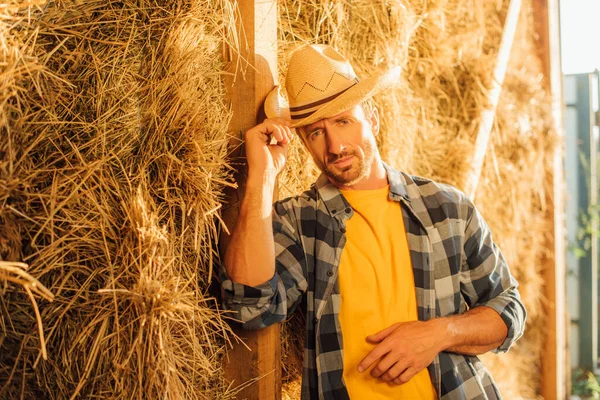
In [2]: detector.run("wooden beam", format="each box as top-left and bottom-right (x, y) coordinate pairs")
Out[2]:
(532, 0), (568, 398)
(464, 0), (522, 198)
(220, 0), (281, 399)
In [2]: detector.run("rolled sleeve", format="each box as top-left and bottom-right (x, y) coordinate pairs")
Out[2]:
(461, 199), (527, 353)
(219, 200), (308, 330)
(221, 271), (287, 329)
(480, 289), (526, 353)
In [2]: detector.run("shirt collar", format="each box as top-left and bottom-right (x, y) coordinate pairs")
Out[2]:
(312, 162), (412, 216)
(313, 173), (351, 217)
(383, 162), (411, 203)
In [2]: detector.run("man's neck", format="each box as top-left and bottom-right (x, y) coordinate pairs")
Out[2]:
(329, 159), (387, 191)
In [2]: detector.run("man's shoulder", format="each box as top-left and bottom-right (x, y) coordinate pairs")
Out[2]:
(399, 172), (475, 223)
(273, 186), (319, 216)
(402, 172), (470, 204)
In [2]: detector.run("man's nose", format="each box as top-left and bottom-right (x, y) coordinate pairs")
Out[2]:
(325, 129), (345, 154)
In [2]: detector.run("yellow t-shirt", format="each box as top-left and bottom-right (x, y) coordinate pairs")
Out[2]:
(338, 186), (436, 399)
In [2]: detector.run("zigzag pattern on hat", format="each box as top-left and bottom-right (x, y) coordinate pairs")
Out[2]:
(287, 71), (358, 100)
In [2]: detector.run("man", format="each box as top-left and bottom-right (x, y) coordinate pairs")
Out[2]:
(221, 44), (526, 399)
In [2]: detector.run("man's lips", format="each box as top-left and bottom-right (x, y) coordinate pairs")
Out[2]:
(329, 155), (354, 168)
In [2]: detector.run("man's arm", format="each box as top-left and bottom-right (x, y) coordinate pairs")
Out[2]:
(442, 305), (507, 355)
(359, 192), (526, 385)
(223, 119), (292, 287)
(357, 305), (507, 385)
(459, 196), (526, 353)
(224, 172), (277, 287)
(221, 119), (308, 329)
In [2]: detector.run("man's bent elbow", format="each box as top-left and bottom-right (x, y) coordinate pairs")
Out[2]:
(220, 274), (288, 330)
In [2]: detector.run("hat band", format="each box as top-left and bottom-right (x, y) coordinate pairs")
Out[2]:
(289, 80), (359, 120)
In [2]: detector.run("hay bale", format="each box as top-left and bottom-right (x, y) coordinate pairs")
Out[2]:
(1, 1), (238, 398)
(278, 0), (556, 398)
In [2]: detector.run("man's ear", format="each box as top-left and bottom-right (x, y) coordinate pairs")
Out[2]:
(370, 107), (380, 136)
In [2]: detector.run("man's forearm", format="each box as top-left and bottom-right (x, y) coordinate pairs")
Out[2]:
(435, 306), (508, 355)
(224, 171), (277, 287)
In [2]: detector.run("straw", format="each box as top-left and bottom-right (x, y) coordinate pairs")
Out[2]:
(277, 0), (557, 397)
(1, 1), (241, 398)
(464, 0), (522, 198)
(0, 261), (54, 361)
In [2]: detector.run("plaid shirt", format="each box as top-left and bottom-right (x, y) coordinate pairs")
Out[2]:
(221, 163), (526, 399)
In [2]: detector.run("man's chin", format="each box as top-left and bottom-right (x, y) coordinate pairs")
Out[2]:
(325, 166), (364, 186)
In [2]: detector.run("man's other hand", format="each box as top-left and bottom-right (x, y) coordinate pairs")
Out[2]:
(357, 320), (447, 385)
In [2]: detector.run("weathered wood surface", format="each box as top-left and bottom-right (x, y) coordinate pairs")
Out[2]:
(220, 0), (281, 399)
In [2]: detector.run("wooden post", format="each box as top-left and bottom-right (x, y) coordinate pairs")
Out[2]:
(532, 0), (567, 398)
(220, 0), (281, 399)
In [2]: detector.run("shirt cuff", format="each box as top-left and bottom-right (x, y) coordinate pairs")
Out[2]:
(479, 297), (525, 353)
(221, 272), (278, 308)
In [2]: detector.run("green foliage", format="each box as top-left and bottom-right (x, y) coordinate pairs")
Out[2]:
(572, 368), (600, 399)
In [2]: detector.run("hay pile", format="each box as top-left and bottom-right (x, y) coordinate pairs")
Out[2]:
(278, 0), (556, 398)
(476, 2), (555, 397)
(1, 1), (238, 398)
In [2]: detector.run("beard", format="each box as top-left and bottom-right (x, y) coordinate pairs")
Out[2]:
(322, 139), (376, 186)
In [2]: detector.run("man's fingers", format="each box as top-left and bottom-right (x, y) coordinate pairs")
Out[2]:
(381, 361), (410, 382)
(358, 345), (389, 373)
(244, 118), (294, 150)
(369, 352), (398, 378)
(392, 367), (418, 385)
(283, 125), (294, 141)
(277, 125), (296, 146)
(246, 119), (289, 142)
(242, 118), (292, 175)
(266, 123), (292, 145)
(271, 125), (284, 143)
(366, 322), (401, 344)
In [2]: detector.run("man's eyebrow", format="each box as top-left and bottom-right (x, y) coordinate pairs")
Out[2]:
(332, 115), (353, 123)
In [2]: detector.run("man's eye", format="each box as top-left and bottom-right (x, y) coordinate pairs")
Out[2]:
(309, 130), (323, 139)
(339, 119), (349, 125)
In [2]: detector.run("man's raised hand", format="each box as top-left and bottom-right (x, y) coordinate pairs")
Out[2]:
(244, 118), (293, 180)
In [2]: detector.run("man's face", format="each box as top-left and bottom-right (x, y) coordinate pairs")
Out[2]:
(299, 104), (380, 187)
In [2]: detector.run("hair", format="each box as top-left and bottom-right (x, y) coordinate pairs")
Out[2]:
(359, 98), (375, 118)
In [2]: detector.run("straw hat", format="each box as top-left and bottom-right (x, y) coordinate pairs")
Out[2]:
(264, 44), (401, 128)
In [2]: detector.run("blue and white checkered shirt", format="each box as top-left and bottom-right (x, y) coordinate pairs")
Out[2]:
(221, 163), (526, 399)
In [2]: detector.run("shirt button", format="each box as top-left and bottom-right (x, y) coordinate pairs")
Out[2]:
(340, 227), (346, 233)
(326, 270), (334, 277)
(345, 207), (352, 214)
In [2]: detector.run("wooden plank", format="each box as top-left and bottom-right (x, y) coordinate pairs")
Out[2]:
(220, 0), (281, 399)
(464, 0), (522, 198)
(532, 0), (568, 398)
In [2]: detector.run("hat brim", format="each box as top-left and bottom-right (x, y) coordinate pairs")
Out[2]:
(264, 66), (401, 128)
